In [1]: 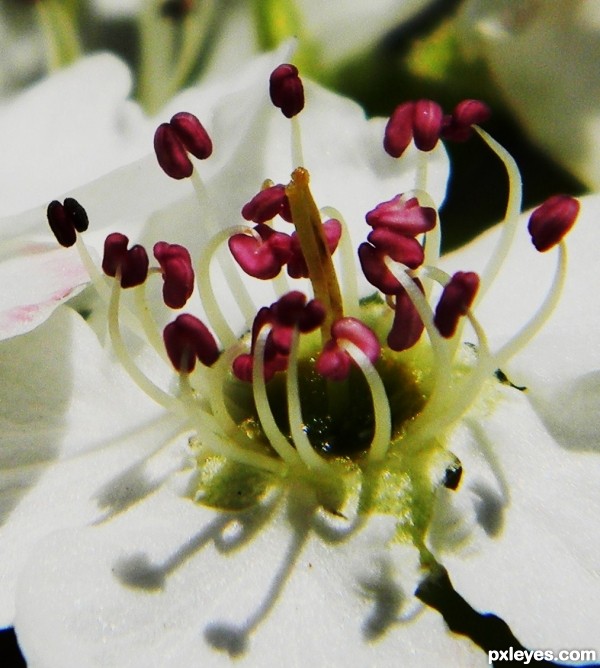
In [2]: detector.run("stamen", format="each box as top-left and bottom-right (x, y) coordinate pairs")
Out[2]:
(102, 233), (149, 288)
(153, 241), (195, 309)
(107, 275), (180, 413)
(228, 224), (292, 280)
(154, 112), (212, 180)
(269, 64), (305, 119)
(412, 99), (443, 152)
(46, 198), (88, 248)
(383, 102), (415, 158)
(252, 325), (302, 467)
(527, 194), (580, 252)
(337, 340), (391, 464)
(472, 126), (523, 302)
(286, 328), (335, 475)
(366, 195), (436, 235)
(495, 241), (568, 366)
(242, 184), (292, 223)
(163, 313), (219, 373)
(433, 271), (480, 339)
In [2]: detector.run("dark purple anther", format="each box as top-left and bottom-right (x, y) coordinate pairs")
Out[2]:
(228, 224), (292, 280)
(63, 198), (89, 232)
(384, 102), (415, 158)
(442, 99), (491, 142)
(387, 280), (425, 352)
(163, 313), (219, 373)
(154, 123), (193, 180)
(528, 194), (580, 252)
(366, 228), (424, 269)
(288, 219), (342, 278)
(169, 112), (213, 160)
(331, 317), (380, 365)
(269, 64), (305, 119)
(412, 99), (443, 152)
(153, 241), (195, 308)
(154, 112), (212, 179)
(315, 340), (352, 381)
(358, 243), (403, 295)
(316, 317), (380, 381)
(434, 271), (480, 338)
(47, 197), (89, 248)
(102, 232), (149, 288)
(241, 184), (292, 223)
(366, 195), (436, 236)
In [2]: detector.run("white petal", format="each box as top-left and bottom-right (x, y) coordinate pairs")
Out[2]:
(0, 53), (145, 217)
(442, 390), (600, 650)
(0, 241), (88, 340)
(442, 193), (600, 451)
(15, 487), (486, 667)
(0, 307), (180, 626)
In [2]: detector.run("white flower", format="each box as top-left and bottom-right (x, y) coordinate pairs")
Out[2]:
(1, 42), (598, 668)
(458, 0), (600, 187)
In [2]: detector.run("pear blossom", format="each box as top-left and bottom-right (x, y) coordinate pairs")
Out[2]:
(458, 0), (600, 188)
(2, 47), (600, 668)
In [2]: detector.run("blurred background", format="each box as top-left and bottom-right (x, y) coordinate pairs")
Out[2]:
(0, 0), (596, 665)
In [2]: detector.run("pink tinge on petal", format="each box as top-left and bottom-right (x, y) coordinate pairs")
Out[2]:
(0, 243), (89, 340)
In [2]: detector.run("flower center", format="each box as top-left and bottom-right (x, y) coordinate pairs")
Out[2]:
(46, 63), (580, 556)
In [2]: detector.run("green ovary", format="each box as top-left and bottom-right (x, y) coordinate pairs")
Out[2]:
(189, 299), (457, 553)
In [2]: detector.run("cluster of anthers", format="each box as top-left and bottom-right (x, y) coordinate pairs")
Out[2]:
(47, 63), (579, 554)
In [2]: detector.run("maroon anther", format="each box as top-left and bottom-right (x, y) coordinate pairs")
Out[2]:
(332, 317), (380, 364)
(387, 280), (425, 352)
(163, 313), (219, 373)
(271, 291), (325, 333)
(288, 219), (342, 278)
(153, 241), (195, 308)
(366, 228), (424, 269)
(442, 99), (491, 142)
(528, 194), (580, 252)
(434, 271), (480, 338)
(358, 243), (403, 295)
(315, 339), (352, 382)
(228, 224), (292, 280)
(269, 64), (305, 119)
(232, 293), (324, 383)
(241, 184), (292, 224)
(102, 232), (149, 288)
(154, 112), (212, 180)
(384, 102), (415, 158)
(366, 195), (436, 235)
(316, 317), (380, 381)
(412, 99), (443, 152)
(47, 197), (89, 248)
